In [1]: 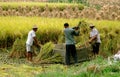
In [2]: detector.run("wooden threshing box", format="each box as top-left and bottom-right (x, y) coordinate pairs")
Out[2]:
(53, 43), (93, 63)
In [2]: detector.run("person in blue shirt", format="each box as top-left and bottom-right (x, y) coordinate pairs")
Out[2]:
(64, 23), (80, 65)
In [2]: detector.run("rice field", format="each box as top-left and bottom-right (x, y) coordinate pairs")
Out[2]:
(0, 16), (120, 56)
(0, 2), (82, 7)
(0, 1), (120, 77)
(0, 2), (84, 18)
(0, 2), (120, 20)
(88, 0), (120, 6)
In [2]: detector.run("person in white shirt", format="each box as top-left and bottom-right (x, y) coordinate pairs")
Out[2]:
(88, 24), (101, 57)
(26, 25), (40, 62)
(114, 50), (120, 62)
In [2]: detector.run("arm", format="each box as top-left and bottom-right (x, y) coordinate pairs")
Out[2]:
(89, 28), (98, 43)
(31, 31), (41, 47)
(33, 37), (39, 46)
(89, 35), (97, 43)
(72, 29), (80, 36)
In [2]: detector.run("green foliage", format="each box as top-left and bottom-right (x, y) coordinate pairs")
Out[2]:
(77, 0), (87, 4)
(103, 65), (120, 73)
(35, 56), (120, 77)
(36, 72), (67, 77)
(68, 0), (73, 3)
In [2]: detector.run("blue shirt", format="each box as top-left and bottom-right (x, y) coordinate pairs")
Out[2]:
(64, 28), (79, 45)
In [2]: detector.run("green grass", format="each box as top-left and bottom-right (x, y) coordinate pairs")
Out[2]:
(1, 50), (120, 77)
(36, 56), (120, 77)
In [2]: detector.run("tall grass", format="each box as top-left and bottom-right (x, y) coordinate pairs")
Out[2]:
(0, 16), (120, 56)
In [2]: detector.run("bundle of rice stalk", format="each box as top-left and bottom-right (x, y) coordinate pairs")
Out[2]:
(35, 42), (62, 64)
(108, 31), (117, 39)
(95, 14), (102, 20)
(115, 16), (120, 20)
(9, 38), (26, 58)
(79, 20), (89, 34)
(0, 6), (3, 11)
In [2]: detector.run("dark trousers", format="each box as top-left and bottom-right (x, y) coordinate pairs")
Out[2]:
(65, 44), (78, 65)
(92, 43), (100, 55)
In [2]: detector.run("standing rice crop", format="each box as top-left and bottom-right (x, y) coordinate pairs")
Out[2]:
(0, 16), (120, 57)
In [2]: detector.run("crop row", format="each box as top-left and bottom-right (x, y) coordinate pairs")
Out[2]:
(0, 2), (120, 20)
(0, 16), (120, 55)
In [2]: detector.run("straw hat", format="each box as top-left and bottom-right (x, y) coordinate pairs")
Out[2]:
(32, 25), (38, 29)
(89, 24), (95, 28)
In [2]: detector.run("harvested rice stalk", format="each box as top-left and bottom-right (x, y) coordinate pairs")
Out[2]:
(9, 38), (26, 58)
(35, 42), (62, 64)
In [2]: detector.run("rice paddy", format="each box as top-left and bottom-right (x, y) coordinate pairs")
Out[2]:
(0, 16), (120, 55)
(0, 1), (120, 77)
(0, 2), (120, 20)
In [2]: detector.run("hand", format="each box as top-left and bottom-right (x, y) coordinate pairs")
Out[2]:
(88, 40), (92, 44)
(85, 42), (90, 47)
(36, 43), (40, 47)
(38, 43), (43, 47)
(79, 45), (83, 48)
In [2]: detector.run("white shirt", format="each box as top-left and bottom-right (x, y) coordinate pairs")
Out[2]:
(26, 30), (36, 46)
(90, 28), (101, 43)
(114, 54), (120, 61)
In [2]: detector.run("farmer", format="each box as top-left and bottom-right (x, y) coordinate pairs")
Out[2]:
(64, 23), (80, 65)
(88, 24), (101, 57)
(26, 25), (40, 62)
(114, 50), (120, 62)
